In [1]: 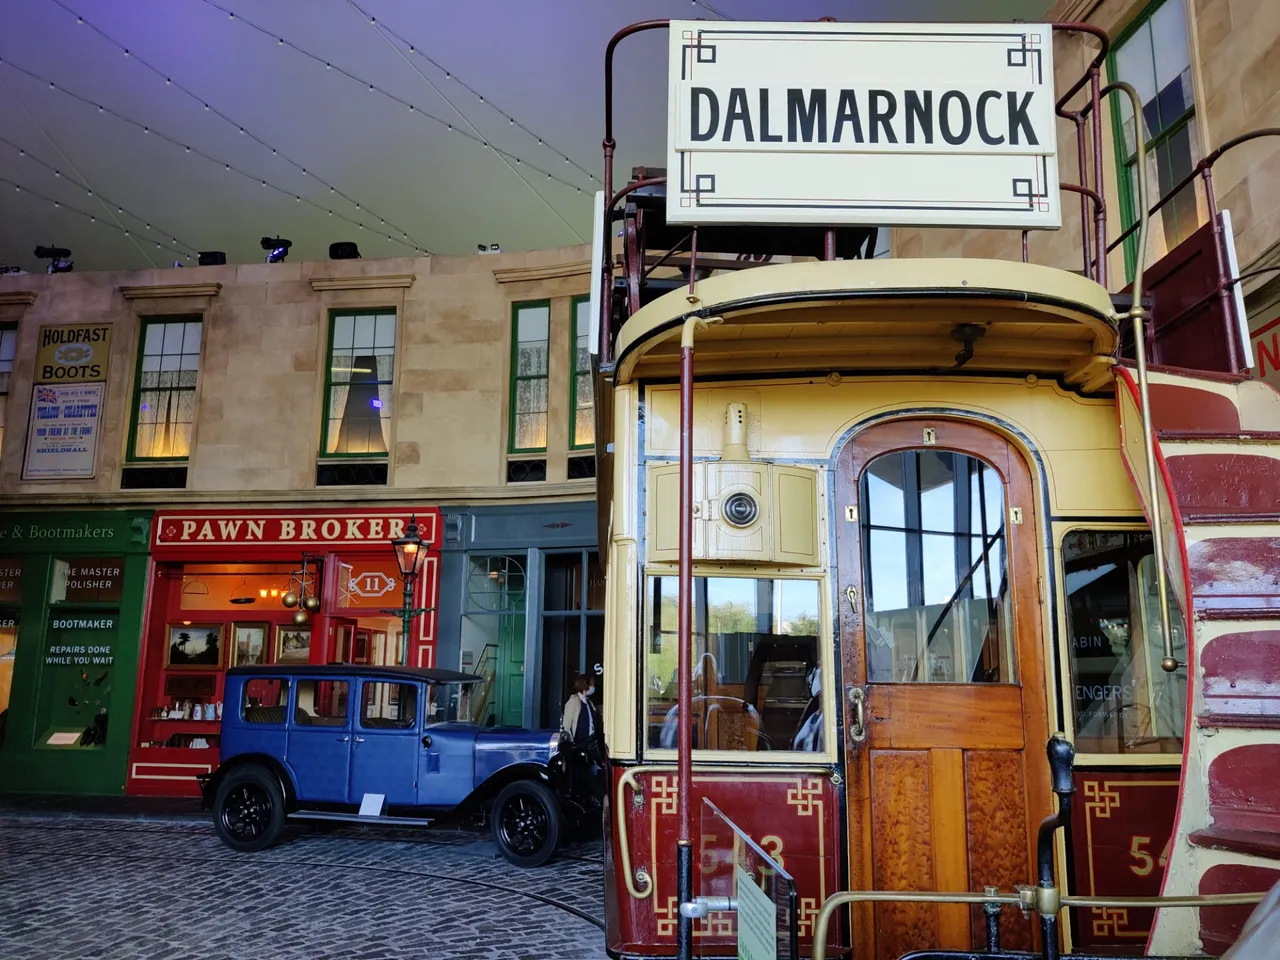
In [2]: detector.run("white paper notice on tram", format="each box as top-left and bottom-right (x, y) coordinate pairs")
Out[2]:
(667, 21), (1060, 229)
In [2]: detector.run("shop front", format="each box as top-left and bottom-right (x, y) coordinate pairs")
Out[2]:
(0, 509), (152, 796)
(127, 506), (439, 796)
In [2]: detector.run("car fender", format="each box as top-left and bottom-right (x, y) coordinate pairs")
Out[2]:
(199, 753), (297, 811)
(456, 761), (554, 815)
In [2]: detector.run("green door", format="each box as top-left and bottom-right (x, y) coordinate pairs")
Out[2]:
(465, 556), (527, 727)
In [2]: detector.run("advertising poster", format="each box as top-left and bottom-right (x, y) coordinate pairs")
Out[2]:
(23, 383), (105, 480)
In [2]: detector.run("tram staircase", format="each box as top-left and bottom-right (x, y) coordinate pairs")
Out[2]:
(1114, 364), (1280, 955)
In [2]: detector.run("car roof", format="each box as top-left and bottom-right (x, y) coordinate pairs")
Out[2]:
(226, 664), (482, 684)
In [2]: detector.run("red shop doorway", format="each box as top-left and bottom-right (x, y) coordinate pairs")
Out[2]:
(126, 507), (439, 797)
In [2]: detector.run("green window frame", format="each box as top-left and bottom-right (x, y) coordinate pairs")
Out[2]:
(0, 323), (16, 454)
(321, 309), (397, 459)
(570, 295), (594, 451)
(127, 317), (202, 462)
(1107, 0), (1201, 281)
(509, 300), (550, 455)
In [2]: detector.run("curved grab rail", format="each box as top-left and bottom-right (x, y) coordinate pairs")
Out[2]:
(616, 766), (655, 900)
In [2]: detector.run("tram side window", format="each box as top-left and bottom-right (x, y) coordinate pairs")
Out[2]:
(645, 576), (825, 754)
(1063, 530), (1186, 755)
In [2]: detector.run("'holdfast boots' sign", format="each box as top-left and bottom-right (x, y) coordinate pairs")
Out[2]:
(667, 22), (1060, 229)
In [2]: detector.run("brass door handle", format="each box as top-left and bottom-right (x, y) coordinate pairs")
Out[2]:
(848, 686), (866, 743)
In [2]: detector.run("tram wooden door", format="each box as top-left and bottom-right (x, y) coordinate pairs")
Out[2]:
(835, 419), (1051, 960)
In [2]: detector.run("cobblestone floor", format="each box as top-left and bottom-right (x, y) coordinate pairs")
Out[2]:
(0, 812), (607, 960)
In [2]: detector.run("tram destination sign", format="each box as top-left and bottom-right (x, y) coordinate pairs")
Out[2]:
(667, 21), (1060, 229)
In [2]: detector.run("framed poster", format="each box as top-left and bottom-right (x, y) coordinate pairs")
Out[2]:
(23, 383), (105, 480)
(275, 626), (311, 664)
(230, 623), (268, 667)
(166, 624), (223, 669)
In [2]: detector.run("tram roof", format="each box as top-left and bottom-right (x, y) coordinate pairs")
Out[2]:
(612, 259), (1120, 391)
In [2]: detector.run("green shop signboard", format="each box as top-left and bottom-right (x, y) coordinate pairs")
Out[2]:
(0, 510), (151, 795)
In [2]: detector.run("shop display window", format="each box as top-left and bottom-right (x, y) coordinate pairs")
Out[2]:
(36, 556), (122, 749)
(0, 556), (22, 749)
(136, 561), (319, 752)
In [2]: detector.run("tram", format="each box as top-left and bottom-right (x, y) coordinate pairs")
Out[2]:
(589, 16), (1280, 960)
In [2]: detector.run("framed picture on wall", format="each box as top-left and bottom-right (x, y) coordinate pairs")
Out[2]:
(166, 624), (223, 669)
(230, 623), (268, 667)
(275, 626), (311, 663)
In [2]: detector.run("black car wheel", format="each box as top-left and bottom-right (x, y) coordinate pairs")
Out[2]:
(491, 779), (562, 868)
(213, 766), (286, 853)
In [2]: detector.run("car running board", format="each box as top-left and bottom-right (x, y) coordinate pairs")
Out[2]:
(287, 811), (434, 827)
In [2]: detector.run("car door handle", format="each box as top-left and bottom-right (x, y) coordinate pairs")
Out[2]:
(352, 736), (366, 743)
(421, 734), (432, 748)
(335, 735), (350, 742)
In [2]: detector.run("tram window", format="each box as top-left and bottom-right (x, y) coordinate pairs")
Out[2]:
(862, 451), (1015, 683)
(645, 576), (824, 753)
(1062, 531), (1186, 755)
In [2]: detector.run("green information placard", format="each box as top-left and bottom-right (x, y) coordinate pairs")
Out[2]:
(736, 864), (777, 960)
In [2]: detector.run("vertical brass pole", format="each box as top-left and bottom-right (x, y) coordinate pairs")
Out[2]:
(1104, 80), (1177, 672)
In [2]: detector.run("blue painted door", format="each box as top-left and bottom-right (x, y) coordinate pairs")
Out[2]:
(417, 723), (476, 807)
(349, 679), (421, 807)
(286, 679), (353, 803)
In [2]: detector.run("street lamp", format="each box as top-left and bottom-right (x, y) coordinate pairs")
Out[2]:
(382, 515), (432, 665)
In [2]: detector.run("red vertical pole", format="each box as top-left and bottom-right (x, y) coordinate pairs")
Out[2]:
(600, 142), (615, 365)
(1089, 68), (1107, 288)
(1074, 115), (1092, 279)
(676, 324), (696, 959)
(823, 228), (837, 261)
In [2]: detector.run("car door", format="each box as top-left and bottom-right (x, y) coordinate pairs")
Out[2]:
(349, 678), (420, 807)
(286, 676), (353, 803)
(418, 683), (476, 808)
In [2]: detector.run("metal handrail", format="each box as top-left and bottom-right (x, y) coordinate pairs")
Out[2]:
(1101, 80), (1177, 674)
(810, 888), (1267, 960)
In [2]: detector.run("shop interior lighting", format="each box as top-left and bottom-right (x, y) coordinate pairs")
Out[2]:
(181, 578), (209, 596)
(230, 578), (256, 604)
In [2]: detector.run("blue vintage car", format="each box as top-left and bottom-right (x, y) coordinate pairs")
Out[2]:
(198, 664), (596, 867)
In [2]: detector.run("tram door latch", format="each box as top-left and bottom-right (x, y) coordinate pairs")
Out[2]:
(847, 686), (867, 743)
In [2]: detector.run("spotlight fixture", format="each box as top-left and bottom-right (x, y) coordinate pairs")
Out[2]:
(34, 245), (73, 274)
(329, 241), (360, 260)
(476, 243), (501, 255)
(261, 236), (292, 263)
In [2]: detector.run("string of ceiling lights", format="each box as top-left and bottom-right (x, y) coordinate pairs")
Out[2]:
(341, 0), (600, 187)
(0, 55), (428, 255)
(0, 132), (200, 257)
(0, 173), (194, 258)
(348, 0), (586, 244)
(45, 0), (432, 255)
(190, 0), (597, 194)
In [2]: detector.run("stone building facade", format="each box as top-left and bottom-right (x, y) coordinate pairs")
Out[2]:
(0, 245), (600, 795)
(892, 0), (1280, 384)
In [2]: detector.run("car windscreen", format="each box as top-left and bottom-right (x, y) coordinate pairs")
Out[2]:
(425, 681), (475, 724)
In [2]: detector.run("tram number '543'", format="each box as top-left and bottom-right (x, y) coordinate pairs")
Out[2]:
(1129, 836), (1171, 877)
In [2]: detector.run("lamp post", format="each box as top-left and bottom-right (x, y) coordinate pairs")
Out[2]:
(381, 515), (432, 665)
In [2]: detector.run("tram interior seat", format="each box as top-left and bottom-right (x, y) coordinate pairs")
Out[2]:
(743, 637), (819, 751)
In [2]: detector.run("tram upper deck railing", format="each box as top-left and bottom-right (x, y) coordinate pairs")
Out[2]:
(595, 19), (1280, 379)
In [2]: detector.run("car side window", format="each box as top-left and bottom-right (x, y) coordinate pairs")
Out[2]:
(294, 679), (349, 727)
(359, 682), (417, 730)
(242, 678), (289, 724)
